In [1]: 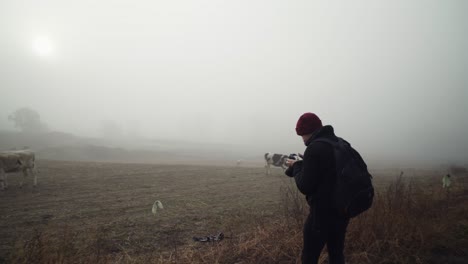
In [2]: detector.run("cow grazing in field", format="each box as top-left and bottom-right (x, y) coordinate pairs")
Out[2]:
(264, 153), (289, 175)
(0, 150), (37, 190)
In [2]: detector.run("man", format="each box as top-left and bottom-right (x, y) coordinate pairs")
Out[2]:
(285, 112), (350, 264)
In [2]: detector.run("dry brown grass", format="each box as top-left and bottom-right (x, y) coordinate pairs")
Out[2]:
(152, 174), (468, 264)
(5, 165), (468, 264)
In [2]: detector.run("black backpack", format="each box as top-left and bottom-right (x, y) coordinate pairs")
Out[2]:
(314, 137), (374, 218)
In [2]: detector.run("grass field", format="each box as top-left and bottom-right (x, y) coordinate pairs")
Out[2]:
(0, 160), (467, 263)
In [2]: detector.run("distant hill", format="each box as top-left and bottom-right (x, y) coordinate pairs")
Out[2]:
(0, 131), (97, 150)
(0, 130), (262, 165)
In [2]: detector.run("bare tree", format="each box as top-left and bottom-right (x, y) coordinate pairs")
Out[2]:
(7, 107), (48, 132)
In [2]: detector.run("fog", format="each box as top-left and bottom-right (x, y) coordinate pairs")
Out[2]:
(1, 0), (467, 165)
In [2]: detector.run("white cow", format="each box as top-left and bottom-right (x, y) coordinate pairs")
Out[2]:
(0, 150), (37, 190)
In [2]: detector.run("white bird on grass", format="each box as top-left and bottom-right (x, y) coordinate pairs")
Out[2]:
(152, 200), (164, 216)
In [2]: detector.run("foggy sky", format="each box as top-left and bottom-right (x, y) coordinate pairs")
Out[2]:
(1, 0), (467, 164)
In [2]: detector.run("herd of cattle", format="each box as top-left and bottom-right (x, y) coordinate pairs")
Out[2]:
(3, 146), (468, 195)
(0, 149), (301, 190)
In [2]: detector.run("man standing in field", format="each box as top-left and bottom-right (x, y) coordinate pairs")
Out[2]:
(285, 112), (350, 264)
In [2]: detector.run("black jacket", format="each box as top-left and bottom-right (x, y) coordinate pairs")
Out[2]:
(285, 125), (338, 210)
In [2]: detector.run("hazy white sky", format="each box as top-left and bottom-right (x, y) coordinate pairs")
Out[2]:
(1, 0), (467, 164)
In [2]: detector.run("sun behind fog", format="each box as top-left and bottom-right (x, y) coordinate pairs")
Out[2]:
(33, 36), (54, 57)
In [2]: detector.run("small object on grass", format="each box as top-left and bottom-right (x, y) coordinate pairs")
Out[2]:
(193, 232), (224, 242)
(442, 174), (452, 188)
(152, 200), (164, 216)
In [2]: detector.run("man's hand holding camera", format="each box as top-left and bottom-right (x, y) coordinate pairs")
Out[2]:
(285, 153), (303, 177)
(286, 153), (303, 167)
(286, 159), (297, 167)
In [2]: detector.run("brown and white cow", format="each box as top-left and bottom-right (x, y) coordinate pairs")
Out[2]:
(0, 150), (37, 190)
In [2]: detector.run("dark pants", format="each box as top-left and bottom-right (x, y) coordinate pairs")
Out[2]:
(301, 208), (349, 264)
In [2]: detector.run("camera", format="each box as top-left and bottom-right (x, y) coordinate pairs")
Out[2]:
(288, 153), (303, 161)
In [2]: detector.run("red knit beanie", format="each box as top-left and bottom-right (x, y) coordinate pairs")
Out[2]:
(295, 112), (323, 135)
